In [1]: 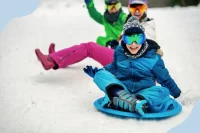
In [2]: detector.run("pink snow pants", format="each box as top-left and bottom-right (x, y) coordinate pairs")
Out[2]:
(49, 42), (114, 68)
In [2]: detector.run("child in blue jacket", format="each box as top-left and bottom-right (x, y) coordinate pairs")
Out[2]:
(83, 16), (181, 115)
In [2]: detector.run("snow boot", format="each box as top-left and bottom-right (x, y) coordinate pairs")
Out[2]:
(48, 43), (55, 54)
(112, 90), (147, 115)
(35, 49), (56, 70)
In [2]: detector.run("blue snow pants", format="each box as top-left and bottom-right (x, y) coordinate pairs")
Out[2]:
(93, 70), (171, 113)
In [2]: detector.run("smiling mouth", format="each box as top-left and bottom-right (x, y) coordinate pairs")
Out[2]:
(130, 47), (138, 50)
(134, 14), (140, 17)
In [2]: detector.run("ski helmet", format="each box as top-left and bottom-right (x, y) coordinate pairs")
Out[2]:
(105, 0), (119, 5)
(129, 0), (148, 5)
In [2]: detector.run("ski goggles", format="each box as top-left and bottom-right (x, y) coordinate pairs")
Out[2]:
(122, 33), (146, 45)
(106, 2), (121, 11)
(128, 4), (147, 13)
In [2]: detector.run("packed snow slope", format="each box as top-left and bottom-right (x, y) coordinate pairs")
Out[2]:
(0, 0), (200, 133)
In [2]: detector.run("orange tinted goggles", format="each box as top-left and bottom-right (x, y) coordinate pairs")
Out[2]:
(128, 4), (148, 13)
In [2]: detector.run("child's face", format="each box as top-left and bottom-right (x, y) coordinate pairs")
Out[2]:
(108, 7), (119, 14)
(126, 42), (142, 54)
(129, 4), (147, 19)
(131, 9), (144, 19)
(107, 2), (121, 14)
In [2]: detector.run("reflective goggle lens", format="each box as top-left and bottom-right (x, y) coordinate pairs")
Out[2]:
(128, 4), (147, 13)
(122, 33), (146, 45)
(106, 2), (121, 11)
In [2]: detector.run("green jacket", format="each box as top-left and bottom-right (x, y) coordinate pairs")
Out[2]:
(86, 0), (127, 41)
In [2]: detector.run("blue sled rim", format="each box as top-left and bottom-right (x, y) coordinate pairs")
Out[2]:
(94, 97), (182, 119)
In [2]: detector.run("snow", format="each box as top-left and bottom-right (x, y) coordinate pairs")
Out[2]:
(0, 0), (200, 133)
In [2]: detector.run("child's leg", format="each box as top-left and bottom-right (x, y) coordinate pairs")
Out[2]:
(93, 70), (128, 95)
(94, 70), (129, 107)
(136, 86), (171, 112)
(49, 42), (114, 68)
(96, 36), (111, 47)
(94, 70), (147, 115)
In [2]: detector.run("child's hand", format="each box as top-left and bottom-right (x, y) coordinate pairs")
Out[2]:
(83, 65), (102, 78)
(84, 0), (91, 5)
(106, 40), (119, 49)
(174, 92), (181, 99)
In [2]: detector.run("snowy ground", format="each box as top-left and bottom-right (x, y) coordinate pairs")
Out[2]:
(0, 0), (200, 133)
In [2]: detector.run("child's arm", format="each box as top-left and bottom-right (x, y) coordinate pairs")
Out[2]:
(141, 19), (157, 42)
(86, 0), (103, 25)
(152, 58), (181, 98)
(120, 12), (127, 25)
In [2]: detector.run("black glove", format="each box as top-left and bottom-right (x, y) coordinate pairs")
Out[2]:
(106, 40), (119, 49)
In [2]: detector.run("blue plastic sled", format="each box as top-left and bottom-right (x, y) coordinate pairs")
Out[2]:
(94, 97), (182, 119)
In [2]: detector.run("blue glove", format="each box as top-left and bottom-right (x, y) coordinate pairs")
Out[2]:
(84, 0), (91, 5)
(83, 65), (101, 78)
(174, 92), (181, 99)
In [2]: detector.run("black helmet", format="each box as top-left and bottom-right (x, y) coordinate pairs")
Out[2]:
(105, 0), (119, 4)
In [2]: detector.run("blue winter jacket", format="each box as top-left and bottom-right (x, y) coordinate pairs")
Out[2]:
(104, 41), (181, 98)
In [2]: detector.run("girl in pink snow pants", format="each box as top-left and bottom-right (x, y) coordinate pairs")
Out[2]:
(35, 1), (160, 70)
(35, 42), (114, 70)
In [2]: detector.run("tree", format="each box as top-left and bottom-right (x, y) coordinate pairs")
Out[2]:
(120, 0), (200, 7)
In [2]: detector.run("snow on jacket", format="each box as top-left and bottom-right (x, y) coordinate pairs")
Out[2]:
(104, 40), (181, 98)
